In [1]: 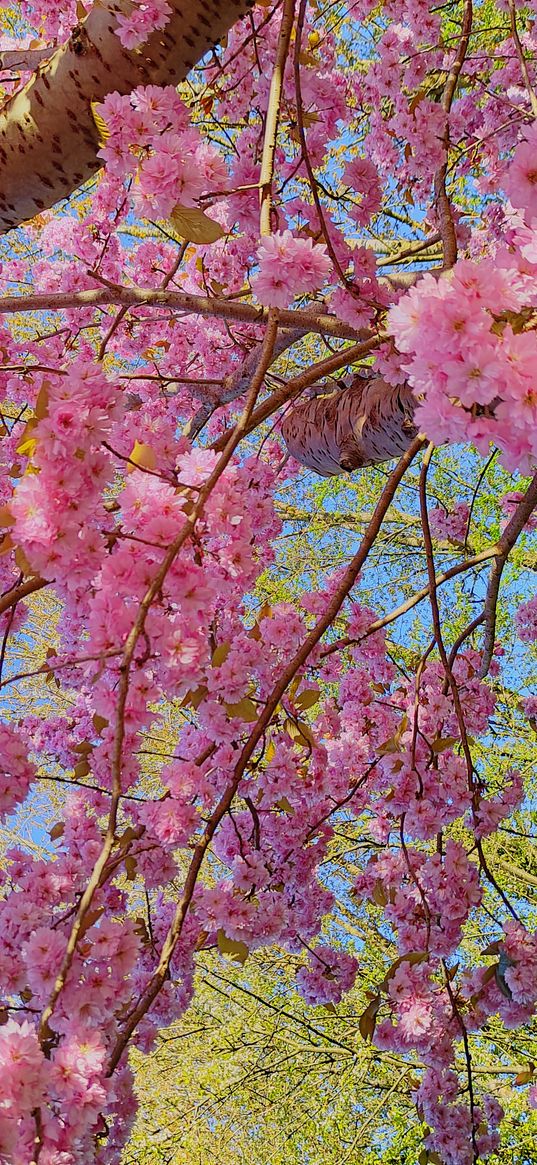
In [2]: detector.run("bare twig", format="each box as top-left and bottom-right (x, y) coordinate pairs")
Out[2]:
(293, 0), (360, 298)
(322, 545), (498, 658)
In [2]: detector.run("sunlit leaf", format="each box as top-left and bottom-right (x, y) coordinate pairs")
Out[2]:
(91, 101), (110, 145)
(431, 735), (458, 753)
(225, 698), (259, 722)
(359, 996), (381, 1042)
(295, 687), (320, 711)
(212, 641), (231, 667)
(127, 441), (157, 473)
(217, 929), (249, 964)
(168, 205), (226, 245)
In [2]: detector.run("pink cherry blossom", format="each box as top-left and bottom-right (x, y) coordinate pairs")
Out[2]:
(251, 230), (332, 307)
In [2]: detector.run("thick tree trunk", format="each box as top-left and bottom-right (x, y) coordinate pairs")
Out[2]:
(0, 0), (249, 232)
(281, 375), (418, 476)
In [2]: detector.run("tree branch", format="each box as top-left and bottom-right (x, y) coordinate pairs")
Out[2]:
(0, 286), (367, 341)
(0, 0), (250, 231)
(479, 469), (537, 678)
(106, 434), (424, 1073)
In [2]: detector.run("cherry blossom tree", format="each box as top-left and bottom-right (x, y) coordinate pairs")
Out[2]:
(0, 0), (536, 1163)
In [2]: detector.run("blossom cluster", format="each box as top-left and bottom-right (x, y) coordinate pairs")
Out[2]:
(1, 1), (537, 1163)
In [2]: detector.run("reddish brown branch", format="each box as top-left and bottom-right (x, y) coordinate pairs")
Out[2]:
(0, 575), (48, 616)
(479, 468), (537, 678)
(508, 0), (537, 117)
(212, 333), (383, 452)
(38, 313), (280, 1042)
(107, 434), (424, 1072)
(321, 545), (498, 658)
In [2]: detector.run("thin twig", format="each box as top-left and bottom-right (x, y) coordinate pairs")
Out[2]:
(508, 0), (537, 117)
(212, 333), (383, 452)
(479, 469), (537, 678)
(293, 0), (361, 298)
(322, 545), (498, 658)
(183, 327), (308, 440)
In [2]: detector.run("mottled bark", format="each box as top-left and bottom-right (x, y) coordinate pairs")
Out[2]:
(0, 0), (249, 232)
(281, 374), (418, 476)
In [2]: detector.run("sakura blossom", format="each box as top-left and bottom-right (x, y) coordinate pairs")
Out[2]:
(0, 1), (536, 1162)
(251, 230), (332, 307)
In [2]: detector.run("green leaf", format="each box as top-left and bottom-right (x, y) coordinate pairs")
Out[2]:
(295, 687), (320, 711)
(212, 641), (231, 667)
(275, 796), (295, 815)
(285, 718), (316, 749)
(73, 759), (90, 779)
(92, 713), (109, 733)
(181, 686), (207, 710)
(264, 738), (276, 762)
(514, 1066), (534, 1086)
(168, 205), (226, 245)
(358, 996), (381, 1042)
(377, 735), (399, 755)
(225, 698), (259, 723)
(16, 435), (37, 459)
(372, 880), (388, 907)
(431, 735), (458, 753)
(127, 440), (156, 473)
(217, 929), (249, 964)
(90, 101), (110, 145)
(0, 506), (13, 528)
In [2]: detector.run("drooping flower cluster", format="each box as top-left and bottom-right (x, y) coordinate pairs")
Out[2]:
(7, 360), (118, 589)
(95, 86), (227, 221)
(296, 945), (359, 1005)
(0, 724), (37, 820)
(429, 503), (470, 545)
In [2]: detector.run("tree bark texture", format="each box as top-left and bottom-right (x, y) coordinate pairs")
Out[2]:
(281, 375), (418, 476)
(0, 0), (250, 232)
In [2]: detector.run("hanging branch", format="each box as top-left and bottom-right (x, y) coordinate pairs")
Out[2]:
(479, 469), (537, 678)
(107, 435), (424, 1072)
